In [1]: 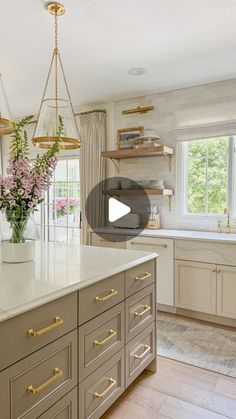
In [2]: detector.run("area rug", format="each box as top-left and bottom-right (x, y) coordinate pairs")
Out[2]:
(157, 312), (236, 378)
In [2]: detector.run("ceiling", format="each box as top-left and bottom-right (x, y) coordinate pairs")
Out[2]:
(1, 0), (236, 117)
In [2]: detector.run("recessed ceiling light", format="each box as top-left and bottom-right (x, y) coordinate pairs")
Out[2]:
(128, 67), (147, 76)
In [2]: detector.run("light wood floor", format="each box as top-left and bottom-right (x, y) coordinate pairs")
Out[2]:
(102, 356), (236, 419)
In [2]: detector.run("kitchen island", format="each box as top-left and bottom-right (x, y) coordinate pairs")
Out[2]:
(0, 242), (158, 419)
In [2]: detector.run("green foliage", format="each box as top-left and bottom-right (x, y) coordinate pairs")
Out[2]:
(9, 115), (34, 159)
(187, 137), (228, 214)
(33, 115), (64, 175)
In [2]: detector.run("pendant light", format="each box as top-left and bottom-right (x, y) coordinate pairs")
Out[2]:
(32, 2), (81, 150)
(0, 74), (15, 136)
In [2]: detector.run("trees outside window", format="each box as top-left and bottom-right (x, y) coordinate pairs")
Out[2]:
(178, 135), (235, 219)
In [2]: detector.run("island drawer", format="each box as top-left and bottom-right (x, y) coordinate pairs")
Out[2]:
(125, 323), (155, 387)
(0, 293), (77, 372)
(0, 330), (77, 419)
(79, 349), (124, 419)
(125, 260), (155, 297)
(38, 387), (77, 419)
(125, 284), (155, 342)
(78, 272), (124, 325)
(79, 302), (124, 382)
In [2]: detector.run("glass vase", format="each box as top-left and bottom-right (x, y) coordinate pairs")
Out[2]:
(1, 211), (36, 263)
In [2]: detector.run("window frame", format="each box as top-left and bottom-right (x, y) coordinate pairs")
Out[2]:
(176, 135), (236, 223)
(39, 155), (81, 244)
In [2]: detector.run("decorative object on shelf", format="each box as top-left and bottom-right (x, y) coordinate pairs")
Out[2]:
(32, 2), (80, 150)
(0, 116), (61, 263)
(147, 204), (161, 229)
(217, 208), (236, 234)
(121, 106), (154, 115)
(116, 126), (144, 149)
(0, 73), (15, 136)
(148, 179), (164, 189)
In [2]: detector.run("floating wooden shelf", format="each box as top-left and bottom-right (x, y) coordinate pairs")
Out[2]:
(103, 188), (173, 211)
(101, 145), (174, 171)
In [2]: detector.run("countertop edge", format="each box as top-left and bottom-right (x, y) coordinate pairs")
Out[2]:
(0, 252), (158, 323)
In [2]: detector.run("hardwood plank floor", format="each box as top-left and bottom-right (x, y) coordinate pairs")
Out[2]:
(102, 357), (236, 419)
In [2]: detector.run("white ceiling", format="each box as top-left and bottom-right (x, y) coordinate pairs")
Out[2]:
(1, 0), (236, 117)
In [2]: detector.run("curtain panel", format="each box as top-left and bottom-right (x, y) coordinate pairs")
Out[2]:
(79, 111), (106, 245)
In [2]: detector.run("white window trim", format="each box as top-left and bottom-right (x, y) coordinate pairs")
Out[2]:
(175, 136), (236, 228)
(40, 155), (80, 243)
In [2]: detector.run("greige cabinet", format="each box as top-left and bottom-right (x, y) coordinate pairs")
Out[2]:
(217, 265), (236, 319)
(175, 260), (217, 314)
(175, 260), (236, 319)
(0, 258), (157, 419)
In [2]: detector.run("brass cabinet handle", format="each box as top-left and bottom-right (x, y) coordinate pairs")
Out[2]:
(94, 377), (117, 398)
(27, 368), (62, 394)
(217, 269), (221, 273)
(95, 289), (118, 303)
(130, 241), (167, 248)
(134, 344), (151, 359)
(134, 305), (151, 317)
(27, 317), (64, 337)
(94, 329), (117, 347)
(135, 272), (152, 281)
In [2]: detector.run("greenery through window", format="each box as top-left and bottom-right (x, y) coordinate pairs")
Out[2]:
(186, 137), (229, 215)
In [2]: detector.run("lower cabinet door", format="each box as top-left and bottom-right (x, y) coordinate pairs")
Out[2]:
(79, 350), (124, 419)
(175, 260), (217, 314)
(125, 323), (155, 388)
(38, 388), (77, 419)
(217, 265), (236, 319)
(0, 331), (77, 419)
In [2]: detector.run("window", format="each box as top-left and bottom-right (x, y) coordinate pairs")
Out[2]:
(36, 158), (81, 244)
(177, 135), (236, 217)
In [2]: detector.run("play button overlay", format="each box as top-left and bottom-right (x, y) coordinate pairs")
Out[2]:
(85, 176), (150, 242)
(108, 198), (131, 222)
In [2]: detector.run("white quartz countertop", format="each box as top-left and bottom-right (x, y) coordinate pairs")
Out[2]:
(93, 227), (236, 244)
(0, 242), (157, 323)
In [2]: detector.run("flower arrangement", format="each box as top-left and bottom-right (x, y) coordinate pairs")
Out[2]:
(53, 197), (79, 218)
(0, 115), (62, 243)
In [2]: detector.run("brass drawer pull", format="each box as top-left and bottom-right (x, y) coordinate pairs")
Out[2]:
(27, 317), (64, 337)
(130, 241), (167, 248)
(135, 272), (152, 281)
(134, 344), (151, 359)
(94, 377), (117, 398)
(94, 329), (117, 347)
(27, 368), (62, 394)
(95, 289), (118, 303)
(134, 305), (151, 317)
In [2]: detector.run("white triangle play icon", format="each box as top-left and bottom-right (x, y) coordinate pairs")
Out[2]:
(108, 197), (131, 222)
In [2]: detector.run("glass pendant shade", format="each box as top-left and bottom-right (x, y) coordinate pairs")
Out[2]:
(0, 74), (15, 136)
(32, 3), (81, 150)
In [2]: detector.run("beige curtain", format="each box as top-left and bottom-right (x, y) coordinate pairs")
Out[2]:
(79, 111), (106, 245)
